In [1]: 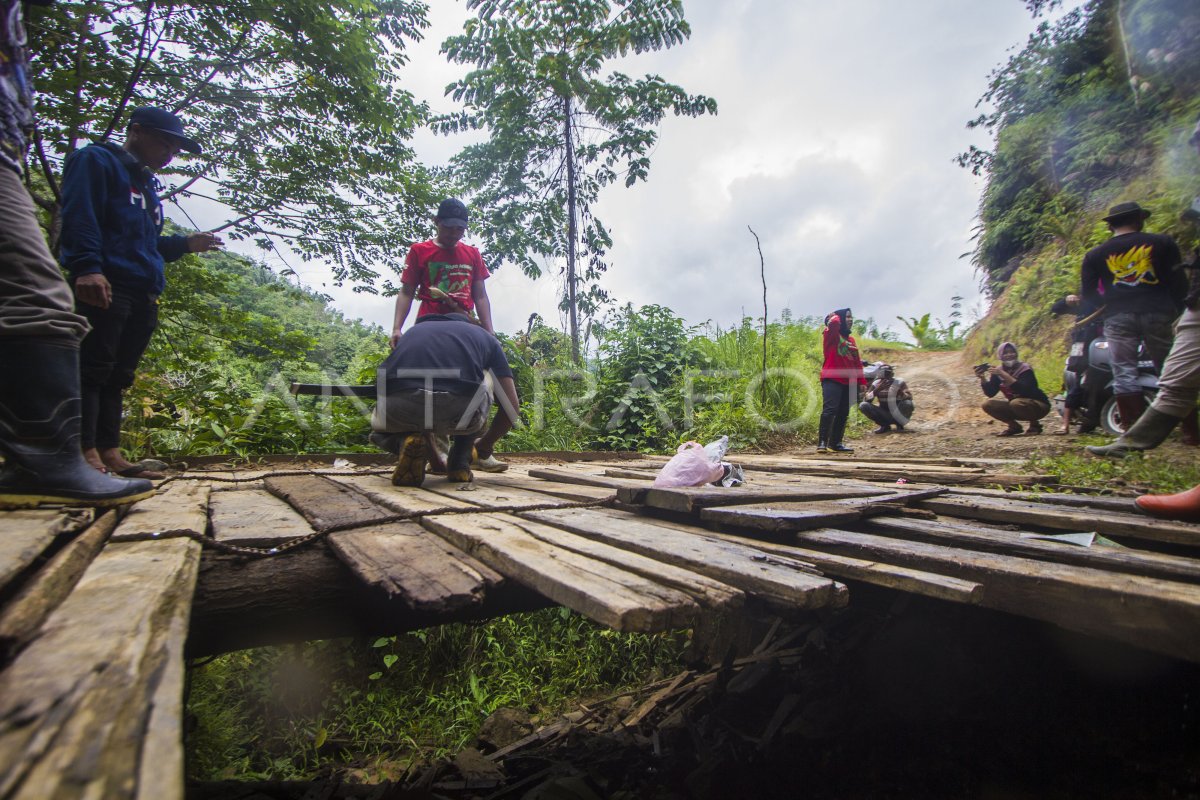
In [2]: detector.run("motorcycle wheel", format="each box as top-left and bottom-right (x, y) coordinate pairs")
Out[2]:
(1100, 390), (1157, 436)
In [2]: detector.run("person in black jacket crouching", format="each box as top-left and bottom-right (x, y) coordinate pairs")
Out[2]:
(976, 342), (1050, 436)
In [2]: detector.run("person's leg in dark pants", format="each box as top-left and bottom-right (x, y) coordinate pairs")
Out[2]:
(818, 379), (840, 451)
(858, 401), (890, 432)
(830, 382), (854, 451)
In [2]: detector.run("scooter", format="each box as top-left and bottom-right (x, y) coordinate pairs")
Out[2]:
(1057, 338), (1159, 435)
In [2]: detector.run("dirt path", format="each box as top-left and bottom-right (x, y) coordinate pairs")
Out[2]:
(797, 348), (1078, 461)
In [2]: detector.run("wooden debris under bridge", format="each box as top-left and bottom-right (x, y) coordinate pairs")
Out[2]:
(2, 450), (1200, 798)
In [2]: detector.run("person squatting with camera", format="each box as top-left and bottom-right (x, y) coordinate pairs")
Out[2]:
(857, 364), (913, 433)
(976, 343), (1051, 436)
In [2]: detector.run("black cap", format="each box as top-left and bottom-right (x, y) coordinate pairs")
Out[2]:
(129, 107), (202, 154)
(435, 198), (469, 227)
(1102, 201), (1151, 223)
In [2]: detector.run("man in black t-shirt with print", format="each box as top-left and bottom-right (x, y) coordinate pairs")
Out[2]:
(1080, 201), (1185, 430)
(370, 313), (519, 486)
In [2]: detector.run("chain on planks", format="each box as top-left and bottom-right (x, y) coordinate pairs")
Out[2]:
(110, 470), (620, 558)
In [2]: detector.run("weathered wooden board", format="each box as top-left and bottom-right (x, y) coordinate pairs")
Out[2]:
(0, 509), (92, 594)
(0, 510), (119, 660)
(327, 474), (476, 514)
(522, 508), (845, 610)
(327, 523), (504, 612)
(480, 472), (617, 502)
(488, 514), (743, 610)
(0, 537), (201, 800)
(701, 501), (865, 532)
(947, 486), (1140, 513)
(421, 512), (703, 631)
(109, 481), (211, 543)
(795, 527), (1200, 662)
(916, 494), (1200, 548)
(420, 479), (581, 510)
(869, 516), (1200, 584)
(264, 474), (395, 530)
(209, 488), (315, 546)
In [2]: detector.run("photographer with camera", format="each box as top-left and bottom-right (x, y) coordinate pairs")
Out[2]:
(858, 363), (913, 433)
(976, 343), (1050, 436)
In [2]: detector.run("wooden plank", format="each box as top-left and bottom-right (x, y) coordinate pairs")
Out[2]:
(109, 481), (211, 543)
(948, 486), (1140, 514)
(422, 513), (702, 632)
(263, 474), (395, 530)
(209, 488), (315, 546)
(700, 501), (864, 532)
(327, 523), (504, 613)
(327, 474), (476, 514)
(869, 516), (1200, 584)
(0, 533), (201, 800)
(624, 482), (892, 514)
(525, 467), (648, 491)
(794, 527), (1200, 662)
(420, 479), (578, 510)
(521, 508), (845, 610)
(477, 472), (617, 502)
(0, 510), (120, 660)
(916, 495), (1200, 548)
(0, 509), (92, 594)
(485, 515), (743, 610)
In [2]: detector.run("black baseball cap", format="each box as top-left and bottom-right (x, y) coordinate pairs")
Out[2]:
(129, 107), (202, 154)
(436, 198), (469, 227)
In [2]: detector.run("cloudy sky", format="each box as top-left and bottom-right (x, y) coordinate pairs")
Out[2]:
(199, 0), (1067, 341)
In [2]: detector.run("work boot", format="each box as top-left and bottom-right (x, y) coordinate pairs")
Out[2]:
(0, 338), (154, 509)
(816, 441), (828, 454)
(391, 433), (427, 487)
(1086, 407), (1182, 457)
(446, 436), (474, 484)
(1179, 408), (1199, 447)
(1114, 393), (1147, 431)
(1135, 484), (1200, 523)
(830, 443), (854, 453)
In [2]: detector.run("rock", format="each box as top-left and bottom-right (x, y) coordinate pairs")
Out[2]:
(477, 706), (533, 750)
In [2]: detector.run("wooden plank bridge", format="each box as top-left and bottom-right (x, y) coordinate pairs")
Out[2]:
(3, 451), (1200, 798)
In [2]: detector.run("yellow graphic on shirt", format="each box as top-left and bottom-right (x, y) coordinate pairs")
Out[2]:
(1106, 245), (1159, 287)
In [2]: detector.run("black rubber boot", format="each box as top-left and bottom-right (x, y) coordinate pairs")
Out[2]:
(0, 339), (154, 509)
(1087, 407), (1182, 458)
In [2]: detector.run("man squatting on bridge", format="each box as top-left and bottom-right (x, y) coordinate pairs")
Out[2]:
(0, 0), (153, 508)
(370, 313), (520, 487)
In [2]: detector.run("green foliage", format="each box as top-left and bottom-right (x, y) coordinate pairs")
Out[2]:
(27, 0), (439, 288)
(896, 297), (972, 350)
(959, 0), (1200, 292)
(435, 0), (717, 359)
(187, 610), (687, 781)
(1026, 447), (1200, 495)
(122, 245), (388, 459)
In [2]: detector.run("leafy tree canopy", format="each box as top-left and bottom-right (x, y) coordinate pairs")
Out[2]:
(27, 0), (440, 290)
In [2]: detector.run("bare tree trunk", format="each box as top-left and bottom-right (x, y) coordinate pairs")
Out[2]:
(748, 226), (767, 405)
(1115, 0), (1139, 108)
(564, 95), (581, 364)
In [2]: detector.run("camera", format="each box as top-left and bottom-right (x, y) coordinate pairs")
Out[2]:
(973, 362), (991, 376)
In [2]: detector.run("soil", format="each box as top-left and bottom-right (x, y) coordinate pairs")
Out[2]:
(776, 347), (1195, 466)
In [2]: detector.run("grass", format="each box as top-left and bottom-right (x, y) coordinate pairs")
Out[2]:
(1025, 438), (1200, 494)
(186, 608), (687, 782)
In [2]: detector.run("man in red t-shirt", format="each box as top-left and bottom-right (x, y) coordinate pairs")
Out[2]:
(390, 198), (495, 347)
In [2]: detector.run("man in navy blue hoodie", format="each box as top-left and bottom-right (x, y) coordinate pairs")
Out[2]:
(0, 0), (152, 508)
(59, 107), (222, 478)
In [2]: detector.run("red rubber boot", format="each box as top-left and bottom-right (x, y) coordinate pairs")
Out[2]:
(1136, 484), (1200, 523)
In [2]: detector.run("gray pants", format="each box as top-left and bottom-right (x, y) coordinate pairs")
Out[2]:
(1104, 311), (1174, 396)
(0, 165), (88, 342)
(1151, 307), (1200, 418)
(371, 383), (492, 437)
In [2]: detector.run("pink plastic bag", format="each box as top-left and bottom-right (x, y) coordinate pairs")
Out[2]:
(653, 442), (725, 488)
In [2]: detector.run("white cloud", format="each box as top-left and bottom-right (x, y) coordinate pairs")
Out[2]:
(171, 0), (1075, 341)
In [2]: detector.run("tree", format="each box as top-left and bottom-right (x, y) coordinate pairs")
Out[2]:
(27, 0), (439, 290)
(436, 0), (716, 361)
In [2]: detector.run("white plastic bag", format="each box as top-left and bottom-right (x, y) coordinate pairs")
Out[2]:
(653, 441), (726, 488)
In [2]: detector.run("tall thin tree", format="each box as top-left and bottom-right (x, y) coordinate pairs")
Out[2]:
(437, 0), (716, 361)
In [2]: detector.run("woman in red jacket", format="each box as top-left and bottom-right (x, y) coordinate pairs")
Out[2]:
(818, 308), (866, 453)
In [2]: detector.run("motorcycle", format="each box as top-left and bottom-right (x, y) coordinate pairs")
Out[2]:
(1056, 338), (1159, 435)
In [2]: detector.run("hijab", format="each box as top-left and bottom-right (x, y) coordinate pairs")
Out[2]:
(996, 342), (1032, 378)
